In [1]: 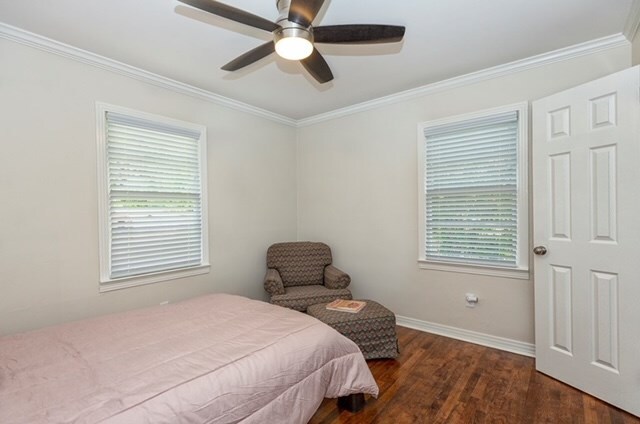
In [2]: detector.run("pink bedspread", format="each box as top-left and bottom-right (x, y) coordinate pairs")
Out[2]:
(0, 294), (378, 423)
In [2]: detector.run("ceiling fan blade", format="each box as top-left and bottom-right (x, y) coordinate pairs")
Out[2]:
(178, 0), (280, 32)
(288, 0), (326, 27)
(300, 48), (333, 84)
(221, 41), (275, 71)
(314, 25), (406, 44)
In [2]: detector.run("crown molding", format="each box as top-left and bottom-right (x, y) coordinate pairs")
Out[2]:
(623, 0), (640, 41)
(0, 22), (297, 127)
(0, 22), (630, 129)
(297, 33), (630, 127)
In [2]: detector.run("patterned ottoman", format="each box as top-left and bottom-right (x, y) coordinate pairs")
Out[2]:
(307, 300), (399, 360)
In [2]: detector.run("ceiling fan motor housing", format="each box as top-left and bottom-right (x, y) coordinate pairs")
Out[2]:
(274, 0), (313, 42)
(274, 23), (313, 44)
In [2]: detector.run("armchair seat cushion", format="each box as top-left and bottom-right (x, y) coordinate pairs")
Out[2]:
(270, 285), (352, 312)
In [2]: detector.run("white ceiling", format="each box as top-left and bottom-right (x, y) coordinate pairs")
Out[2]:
(0, 0), (634, 119)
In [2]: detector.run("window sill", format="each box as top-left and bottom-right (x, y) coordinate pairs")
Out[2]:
(99, 264), (210, 293)
(418, 260), (530, 280)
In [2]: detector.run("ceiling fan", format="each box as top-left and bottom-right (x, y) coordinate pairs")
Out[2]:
(177, 0), (406, 84)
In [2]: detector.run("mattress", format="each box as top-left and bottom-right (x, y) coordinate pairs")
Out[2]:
(0, 293), (378, 423)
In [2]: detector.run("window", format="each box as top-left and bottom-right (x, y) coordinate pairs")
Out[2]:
(96, 103), (209, 291)
(417, 103), (528, 279)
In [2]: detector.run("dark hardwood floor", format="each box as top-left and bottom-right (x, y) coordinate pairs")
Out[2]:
(310, 326), (639, 424)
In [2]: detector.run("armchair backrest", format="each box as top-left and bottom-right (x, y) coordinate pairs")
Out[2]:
(266, 242), (332, 287)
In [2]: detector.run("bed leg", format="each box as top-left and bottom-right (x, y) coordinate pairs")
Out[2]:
(337, 393), (365, 412)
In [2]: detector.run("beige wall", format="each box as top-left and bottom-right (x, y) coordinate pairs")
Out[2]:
(296, 45), (631, 344)
(0, 39), (297, 335)
(633, 29), (640, 65)
(1, 35), (633, 344)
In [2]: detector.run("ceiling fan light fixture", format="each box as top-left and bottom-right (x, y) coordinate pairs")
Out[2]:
(179, 0), (406, 84)
(274, 26), (313, 60)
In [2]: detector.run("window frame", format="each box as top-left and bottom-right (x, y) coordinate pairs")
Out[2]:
(96, 102), (210, 292)
(417, 102), (529, 280)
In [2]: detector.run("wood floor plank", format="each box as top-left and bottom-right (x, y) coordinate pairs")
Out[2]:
(309, 326), (639, 424)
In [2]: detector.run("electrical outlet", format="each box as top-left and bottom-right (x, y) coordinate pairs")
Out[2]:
(465, 293), (479, 308)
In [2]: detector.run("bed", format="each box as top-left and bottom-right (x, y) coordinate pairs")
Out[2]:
(0, 293), (378, 423)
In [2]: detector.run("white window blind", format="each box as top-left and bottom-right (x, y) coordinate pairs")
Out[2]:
(423, 111), (520, 267)
(105, 111), (205, 280)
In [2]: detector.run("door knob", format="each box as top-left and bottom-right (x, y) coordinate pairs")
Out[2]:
(533, 246), (547, 256)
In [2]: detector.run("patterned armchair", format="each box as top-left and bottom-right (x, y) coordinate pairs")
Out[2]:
(264, 242), (353, 311)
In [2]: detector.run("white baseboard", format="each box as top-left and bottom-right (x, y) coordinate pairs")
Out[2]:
(396, 315), (535, 358)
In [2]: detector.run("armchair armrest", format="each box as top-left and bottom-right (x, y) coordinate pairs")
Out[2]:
(264, 268), (285, 295)
(324, 265), (351, 289)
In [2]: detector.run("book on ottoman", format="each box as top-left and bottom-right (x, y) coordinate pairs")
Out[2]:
(326, 299), (367, 313)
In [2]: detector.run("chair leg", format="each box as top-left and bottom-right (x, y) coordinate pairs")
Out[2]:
(337, 393), (365, 412)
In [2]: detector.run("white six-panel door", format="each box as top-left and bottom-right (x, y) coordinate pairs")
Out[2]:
(532, 66), (640, 416)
